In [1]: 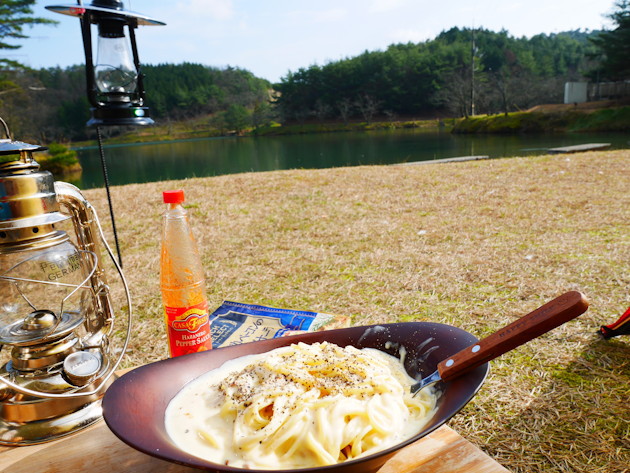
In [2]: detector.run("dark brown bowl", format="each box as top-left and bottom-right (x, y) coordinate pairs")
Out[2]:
(102, 322), (488, 473)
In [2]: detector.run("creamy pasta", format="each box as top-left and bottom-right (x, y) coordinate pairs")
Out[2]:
(165, 342), (436, 470)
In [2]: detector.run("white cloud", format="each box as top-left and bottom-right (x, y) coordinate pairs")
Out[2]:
(368, 0), (407, 13)
(286, 8), (348, 23)
(390, 28), (432, 44)
(314, 8), (347, 22)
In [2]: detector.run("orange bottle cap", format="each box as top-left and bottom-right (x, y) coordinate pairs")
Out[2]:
(163, 190), (185, 204)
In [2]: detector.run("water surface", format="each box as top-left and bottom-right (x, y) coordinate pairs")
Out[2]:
(74, 129), (629, 189)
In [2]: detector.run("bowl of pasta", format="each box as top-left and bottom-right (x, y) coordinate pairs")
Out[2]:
(103, 322), (488, 473)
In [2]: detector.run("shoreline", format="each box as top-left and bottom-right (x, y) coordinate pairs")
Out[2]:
(67, 103), (630, 149)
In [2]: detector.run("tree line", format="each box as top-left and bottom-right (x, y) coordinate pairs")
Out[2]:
(1, 28), (599, 142)
(0, 63), (271, 142)
(275, 28), (601, 123)
(273, 2), (630, 123)
(0, 1), (629, 142)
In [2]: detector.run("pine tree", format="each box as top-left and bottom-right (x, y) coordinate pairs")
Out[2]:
(0, 0), (57, 69)
(590, 0), (630, 80)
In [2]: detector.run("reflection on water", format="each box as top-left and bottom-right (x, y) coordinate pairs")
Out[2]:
(74, 129), (629, 189)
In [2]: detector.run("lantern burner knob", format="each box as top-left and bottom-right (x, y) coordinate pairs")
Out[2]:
(22, 309), (57, 331)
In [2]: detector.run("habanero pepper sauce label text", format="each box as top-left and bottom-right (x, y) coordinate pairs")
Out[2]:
(164, 301), (213, 357)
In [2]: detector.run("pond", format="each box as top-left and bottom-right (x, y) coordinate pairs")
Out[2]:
(73, 129), (629, 189)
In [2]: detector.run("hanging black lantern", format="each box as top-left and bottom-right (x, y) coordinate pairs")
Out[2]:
(46, 1), (165, 127)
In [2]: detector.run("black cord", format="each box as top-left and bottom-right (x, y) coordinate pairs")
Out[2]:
(96, 126), (123, 269)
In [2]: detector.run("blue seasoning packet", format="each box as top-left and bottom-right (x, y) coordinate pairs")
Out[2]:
(210, 301), (338, 348)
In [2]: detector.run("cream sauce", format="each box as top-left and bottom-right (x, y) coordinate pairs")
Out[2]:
(164, 344), (436, 470)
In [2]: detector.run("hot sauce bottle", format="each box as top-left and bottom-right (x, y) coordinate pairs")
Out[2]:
(160, 189), (212, 357)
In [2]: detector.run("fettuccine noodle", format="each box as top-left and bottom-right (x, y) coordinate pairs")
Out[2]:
(165, 342), (436, 469)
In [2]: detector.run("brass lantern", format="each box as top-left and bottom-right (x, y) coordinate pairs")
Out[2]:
(0, 122), (132, 445)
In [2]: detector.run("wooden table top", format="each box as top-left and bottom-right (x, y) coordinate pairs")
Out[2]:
(0, 419), (509, 473)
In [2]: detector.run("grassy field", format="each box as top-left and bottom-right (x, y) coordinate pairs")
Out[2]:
(82, 150), (629, 473)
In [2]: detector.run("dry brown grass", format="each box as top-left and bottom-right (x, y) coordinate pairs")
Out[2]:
(83, 149), (629, 473)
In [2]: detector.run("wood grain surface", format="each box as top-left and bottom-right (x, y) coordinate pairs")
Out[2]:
(0, 421), (509, 473)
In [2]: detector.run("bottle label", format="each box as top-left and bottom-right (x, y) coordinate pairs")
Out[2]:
(164, 300), (213, 357)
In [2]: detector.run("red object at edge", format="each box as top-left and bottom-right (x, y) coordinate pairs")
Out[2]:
(599, 306), (630, 339)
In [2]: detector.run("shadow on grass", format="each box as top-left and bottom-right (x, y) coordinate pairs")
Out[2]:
(479, 335), (629, 473)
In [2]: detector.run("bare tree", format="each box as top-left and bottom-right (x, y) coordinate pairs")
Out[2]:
(313, 99), (332, 122)
(337, 97), (353, 124)
(354, 94), (380, 123)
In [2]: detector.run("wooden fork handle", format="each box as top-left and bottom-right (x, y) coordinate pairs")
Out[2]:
(437, 291), (589, 383)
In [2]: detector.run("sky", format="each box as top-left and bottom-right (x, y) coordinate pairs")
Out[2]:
(12, 0), (617, 83)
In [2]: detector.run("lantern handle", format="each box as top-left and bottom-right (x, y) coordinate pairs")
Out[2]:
(0, 117), (11, 140)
